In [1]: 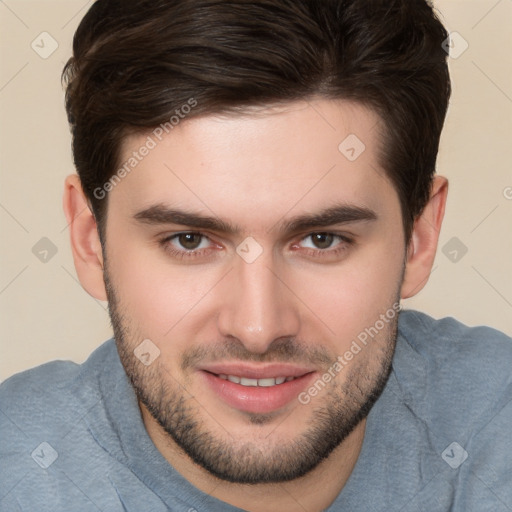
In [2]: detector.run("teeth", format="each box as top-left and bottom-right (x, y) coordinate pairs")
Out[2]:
(240, 377), (258, 386)
(258, 378), (277, 387)
(217, 374), (295, 387)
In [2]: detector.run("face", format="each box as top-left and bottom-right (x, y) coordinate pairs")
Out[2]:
(102, 99), (406, 484)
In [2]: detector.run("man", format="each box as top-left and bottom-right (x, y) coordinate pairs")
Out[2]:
(1, 0), (511, 510)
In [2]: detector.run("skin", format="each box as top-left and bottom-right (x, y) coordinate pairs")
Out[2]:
(63, 99), (448, 512)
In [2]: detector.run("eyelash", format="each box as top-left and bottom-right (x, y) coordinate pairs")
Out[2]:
(158, 232), (354, 261)
(159, 233), (216, 261)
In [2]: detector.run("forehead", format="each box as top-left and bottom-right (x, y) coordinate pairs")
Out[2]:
(110, 99), (397, 228)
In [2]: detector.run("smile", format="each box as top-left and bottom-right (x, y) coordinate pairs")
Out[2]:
(215, 374), (297, 387)
(200, 366), (316, 414)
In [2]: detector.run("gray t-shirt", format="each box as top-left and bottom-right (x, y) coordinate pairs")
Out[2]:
(1, 310), (511, 511)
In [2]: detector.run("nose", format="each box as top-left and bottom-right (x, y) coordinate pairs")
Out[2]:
(217, 251), (301, 354)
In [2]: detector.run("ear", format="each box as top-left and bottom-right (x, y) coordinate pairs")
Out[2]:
(401, 175), (449, 299)
(63, 174), (107, 301)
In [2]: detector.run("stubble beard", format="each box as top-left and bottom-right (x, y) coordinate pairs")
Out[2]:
(104, 265), (399, 484)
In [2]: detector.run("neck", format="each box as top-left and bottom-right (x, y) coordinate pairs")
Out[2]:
(139, 401), (366, 512)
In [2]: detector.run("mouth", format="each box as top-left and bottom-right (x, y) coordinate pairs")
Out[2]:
(215, 374), (298, 387)
(198, 364), (317, 414)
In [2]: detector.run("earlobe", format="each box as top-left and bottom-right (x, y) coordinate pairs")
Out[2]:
(63, 174), (107, 301)
(401, 176), (449, 299)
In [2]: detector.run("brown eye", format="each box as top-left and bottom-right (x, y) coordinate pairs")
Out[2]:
(177, 233), (204, 250)
(295, 232), (353, 257)
(160, 231), (218, 262)
(311, 233), (335, 249)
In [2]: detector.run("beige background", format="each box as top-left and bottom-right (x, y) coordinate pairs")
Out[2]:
(1, 0), (511, 381)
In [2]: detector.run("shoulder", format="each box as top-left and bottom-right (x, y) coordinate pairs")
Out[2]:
(0, 341), (119, 505)
(1, 358), (80, 399)
(0, 359), (82, 434)
(0, 360), (80, 501)
(396, 308), (512, 431)
(394, 310), (512, 504)
(398, 308), (512, 377)
(0, 340), (116, 440)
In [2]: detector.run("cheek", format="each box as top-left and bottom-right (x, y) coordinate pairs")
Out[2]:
(107, 240), (221, 339)
(289, 237), (403, 347)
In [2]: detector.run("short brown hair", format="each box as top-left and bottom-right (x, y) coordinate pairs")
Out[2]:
(63, 0), (451, 242)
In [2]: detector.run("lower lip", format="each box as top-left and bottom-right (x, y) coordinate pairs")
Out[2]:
(200, 371), (316, 414)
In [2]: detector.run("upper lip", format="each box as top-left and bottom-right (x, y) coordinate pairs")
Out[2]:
(199, 363), (315, 380)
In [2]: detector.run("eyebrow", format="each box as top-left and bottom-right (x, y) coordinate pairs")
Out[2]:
(133, 203), (378, 235)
